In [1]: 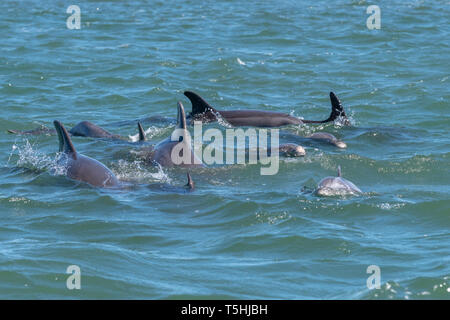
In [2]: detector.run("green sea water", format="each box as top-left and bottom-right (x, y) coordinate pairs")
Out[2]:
(0, 0), (449, 299)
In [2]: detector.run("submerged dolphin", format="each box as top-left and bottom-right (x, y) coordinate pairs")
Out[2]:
(69, 121), (121, 139)
(315, 166), (362, 196)
(8, 121), (121, 139)
(184, 91), (348, 127)
(248, 143), (306, 159)
(7, 125), (56, 136)
(307, 132), (347, 149)
(53, 120), (120, 188)
(278, 143), (306, 157)
(147, 172), (195, 193)
(146, 102), (204, 167)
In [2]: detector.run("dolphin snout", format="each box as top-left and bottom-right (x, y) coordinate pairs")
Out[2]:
(293, 145), (306, 157)
(279, 143), (306, 157)
(335, 141), (347, 149)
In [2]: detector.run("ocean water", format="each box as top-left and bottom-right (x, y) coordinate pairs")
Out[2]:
(0, 0), (449, 299)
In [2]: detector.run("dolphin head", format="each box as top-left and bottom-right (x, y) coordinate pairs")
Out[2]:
(335, 140), (347, 149)
(279, 143), (306, 157)
(315, 166), (362, 196)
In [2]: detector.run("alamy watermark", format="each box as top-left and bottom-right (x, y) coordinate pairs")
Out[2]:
(366, 5), (381, 30)
(66, 5), (81, 29)
(66, 265), (81, 290)
(366, 265), (381, 290)
(170, 121), (280, 175)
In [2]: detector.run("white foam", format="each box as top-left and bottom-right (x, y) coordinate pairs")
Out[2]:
(128, 125), (166, 142)
(236, 58), (246, 66)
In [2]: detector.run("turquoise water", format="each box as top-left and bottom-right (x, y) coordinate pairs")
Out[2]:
(1, 0), (449, 299)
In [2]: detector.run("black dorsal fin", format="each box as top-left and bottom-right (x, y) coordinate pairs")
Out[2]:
(177, 101), (187, 129)
(301, 92), (349, 124)
(184, 91), (218, 115)
(53, 120), (77, 160)
(137, 122), (146, 141)
(185, 172), (194, 190)
(327, 92), (347, 122)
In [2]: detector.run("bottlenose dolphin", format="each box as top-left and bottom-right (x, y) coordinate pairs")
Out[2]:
(278, 143), (306, 157)
(315, 166), (362, 196)
(307, 132), (347, 149)
(7, 125), (56, 136)
(8, 121), (121, 140)
(53, 120), (120, 188)
(249, 143), (306, 159)
(184, 91), (348, 127)
(69, 121), (121, 139)
(148, 102), (204, 167)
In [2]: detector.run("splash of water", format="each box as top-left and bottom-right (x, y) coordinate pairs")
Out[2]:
(8, 139), (67, 176)
(112, 159), (171, 184)
(128, 125), (168, 142)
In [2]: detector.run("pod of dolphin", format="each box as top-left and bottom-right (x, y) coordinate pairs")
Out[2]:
(8, 91), (362, 196)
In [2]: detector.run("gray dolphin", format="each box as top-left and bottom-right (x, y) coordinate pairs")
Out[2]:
(315, 166), (362, 196)
(7, 125), (56, 136)
(8, 121), (122, 140)
(148, 102), (204, 167)
(249, 143), (306, 159)
(278, 143), (306, 157)
(69, 121), (121, 139)
(53, 120), (120, 188)
(307, 132), (347, 149)
(184, 91), (348, 127)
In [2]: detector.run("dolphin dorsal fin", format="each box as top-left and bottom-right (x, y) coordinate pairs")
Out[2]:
(184, 91), (217, 115)
(186, 172), (194, 190)
(137, 122), (146, 141)
(53, 120), (77, 160)
(176, 101), (187, 130)
(337, 165), (342, 177)
(327, 92), (347, 122)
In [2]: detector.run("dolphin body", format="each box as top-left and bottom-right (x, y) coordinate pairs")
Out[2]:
(53, 120), (194, 190)
(53, 120), (120, 188)
(277, 143), (306, 157)
(307, 132), (347, 149)
(184, 91), (348, 127)
(69, 121), (121, 139)
(248, 143), (306, 160)
(145, 102), (204, 168)
(8, 121), (121, 139)
(7, 125), (56, 136)
(315, 166), (362, 196)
